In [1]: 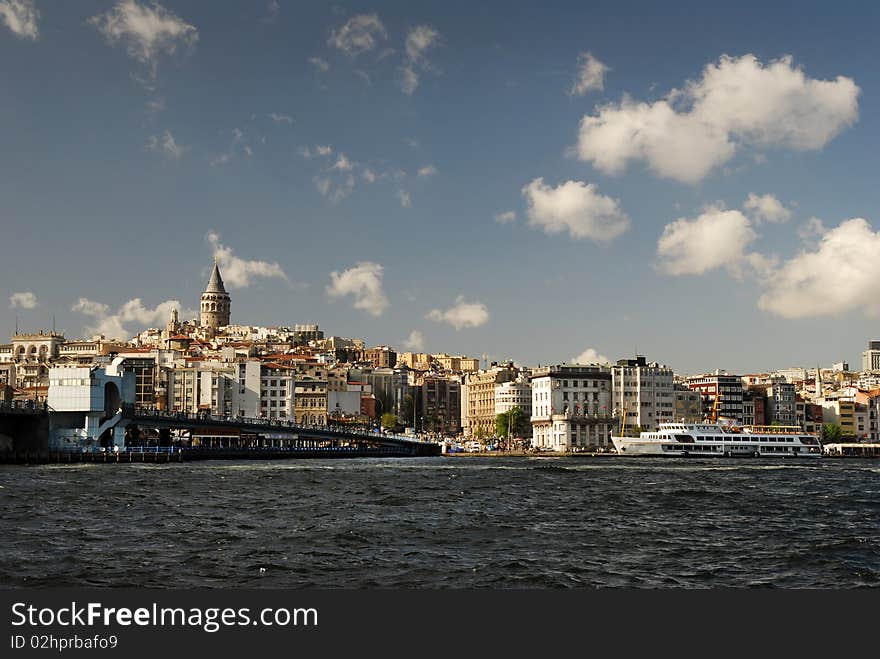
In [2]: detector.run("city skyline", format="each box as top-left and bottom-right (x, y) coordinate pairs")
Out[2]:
(3, 0), (880, 374)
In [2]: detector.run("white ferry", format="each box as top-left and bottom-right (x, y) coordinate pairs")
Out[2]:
(611, 423), (822, 458)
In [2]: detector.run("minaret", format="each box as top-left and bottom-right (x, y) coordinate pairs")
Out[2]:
(200, 259), (231, 329)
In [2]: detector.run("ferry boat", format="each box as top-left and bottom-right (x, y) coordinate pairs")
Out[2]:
(611, 422), (823, 458)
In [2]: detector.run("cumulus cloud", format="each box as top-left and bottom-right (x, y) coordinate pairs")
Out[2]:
(9, 291), (37, 309)
(73, 297), (193, 340)
(269, 112), (293, 124)
(328, 13), (387, 57)
(417, 164), (437, 177)
(400, 24), (440, 94)
(308, 56), (329, 73)
(89, 0), (198, 79)
(656, 206), (761, 277)
(494, 210), (517, 224)
(326, 262), (389, 317)
(427, 296), (489, 330)
(0, 0), (39, 39)
(744, 193), (792, 224)
(569, 52), (608, 96)
(521, 177), (630, 243)
(402, 330), (425, 352)
(207, 231), (288, 288)
(572, 347), (611, 365)
(146, 130), (186, 158)
(397, 190), (411, 208)
(576, 55), (859, 183)
(758, 218), (880, 318)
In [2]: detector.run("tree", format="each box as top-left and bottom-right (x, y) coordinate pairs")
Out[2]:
(496, 406), (529, 439)
(381, 413), (399, 430)
(822, 423), (842, 444)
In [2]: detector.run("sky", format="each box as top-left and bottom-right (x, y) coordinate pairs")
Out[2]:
(2, 0), (880, 375)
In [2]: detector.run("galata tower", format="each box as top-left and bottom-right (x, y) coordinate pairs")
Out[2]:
(200, 259), (231, 328)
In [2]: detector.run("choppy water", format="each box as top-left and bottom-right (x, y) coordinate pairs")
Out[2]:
(1, 457), (878, 588)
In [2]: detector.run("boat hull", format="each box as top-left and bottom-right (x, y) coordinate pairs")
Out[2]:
(611, 436), (822, 458)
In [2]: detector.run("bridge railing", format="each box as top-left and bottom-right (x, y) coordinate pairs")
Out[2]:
(0, 400), (49, 414)
(124, 405), (433, 444)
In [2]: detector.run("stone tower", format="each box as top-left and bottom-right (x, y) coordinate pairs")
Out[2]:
(200, 260), (231, 329)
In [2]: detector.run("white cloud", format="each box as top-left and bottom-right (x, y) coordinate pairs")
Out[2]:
(326, 262), (389, 317)
(572, 347), (611, 365)
(89, 0), (198, 79)
(314, 174), (354, 203)
(576, 55), (859, 183)
(521, 177), (630, 243)
(758, 218), (880, 318)
(73, 297), (192, 340)
(300, 145), (333, 159)
(427, 296), (489, 330)
(269, 112), (293, 124)
(402, 330), (425, 352)
(405, 24), (440, 62)
(744, 193), (792, 224)
(308, 56), (329, 72)
(264, 0), (280, 23)
(146, 130), (186, 158)
(417, 164), (437, 177)
(362, 168), (378, 183)
(210, 128), (253, 166)
(494, 210), (517, 224)
(401, 65), (419, 95)
(569, 52), (607, 96)
(397, 190), (411, 208)
(206, 231), (288, 288)
(656, 205), (760, 277)
(400, 24), (440, 94)
(9, 291), (37, 309)
(0, 0), (39, 39)
(798, 216), (827, 241)
(328, 13), (387, 57)
(330, 153), (354, 171)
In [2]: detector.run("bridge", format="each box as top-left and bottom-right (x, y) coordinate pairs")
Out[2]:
(0, 401), (440, 462)
(119, 405), (440, 458)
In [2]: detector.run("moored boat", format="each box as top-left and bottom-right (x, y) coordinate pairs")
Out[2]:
(611, 422), (822, 457)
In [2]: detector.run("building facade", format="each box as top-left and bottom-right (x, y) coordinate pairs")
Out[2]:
(530, 364), (613, 451)
(611, 356), (674, 432)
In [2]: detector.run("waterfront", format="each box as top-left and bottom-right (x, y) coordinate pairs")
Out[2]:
(1, 457), (878, 588)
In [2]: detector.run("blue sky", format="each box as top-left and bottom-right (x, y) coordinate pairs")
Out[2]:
(2, 0), (880, 374)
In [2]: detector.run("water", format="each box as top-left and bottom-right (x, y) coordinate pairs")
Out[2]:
(1, 456), (878, 588)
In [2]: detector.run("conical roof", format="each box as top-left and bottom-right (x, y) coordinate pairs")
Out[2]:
(205, 261), (227, 294)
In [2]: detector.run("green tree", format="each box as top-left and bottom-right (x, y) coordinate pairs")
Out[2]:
(496, 406), (529, 438)
(822, 423), (842, 444)
(381, 413), (399, 430)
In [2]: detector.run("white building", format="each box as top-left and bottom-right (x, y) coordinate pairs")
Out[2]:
(611, 356), (674, 432)
(494, 375), (532, 416)
(260, 363), (295, 419)
(47, 361), (135, 450)
(863, 342), (880, 372)
(530, 364), (613, 451)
